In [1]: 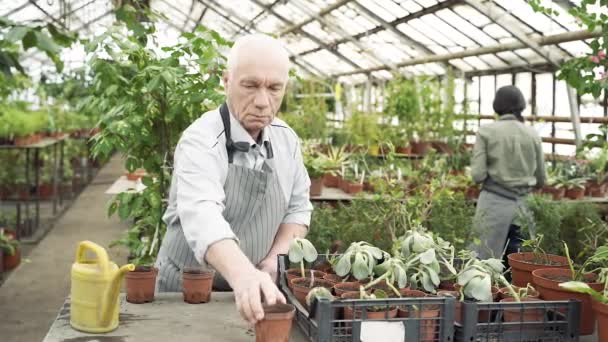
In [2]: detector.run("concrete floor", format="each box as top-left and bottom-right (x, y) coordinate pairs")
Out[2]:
(0, 155), (129, 342)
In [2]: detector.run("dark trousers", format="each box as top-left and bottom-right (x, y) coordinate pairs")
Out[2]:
(503, 224), (523, 282)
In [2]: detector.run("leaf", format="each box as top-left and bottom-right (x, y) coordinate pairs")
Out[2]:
(34, 31), (60, 54)
(5, 26), (29, 43)
(421, 272), (435, 293)
(559, 281), (607, 303)
(419, 248), (436, 264)
(464, 276), (492, 302)
(300, 239), (318, 262)
(426, 266), (440, 286)
(334, 254), (352, 277)
(288, 239), (303, 263)
(22, 31), (37, 50)
(352, 253), (370, 280)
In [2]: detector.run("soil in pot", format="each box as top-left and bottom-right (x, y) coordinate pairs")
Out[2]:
(507, 252), (569, 287)
(438, 281), (456, 291)
(255, 303), (295, 342)
(182, 268), (214, 304)
(323, 273), (343, 284)
(125, 266), (157, 304)
(309, 178), (323, 197)
(532, 268), (603, 335)
(592, 300), (608, 342)
(291, 278), (334, 309)
(285, 269), (325, 289)
(398, 290), (439, 341)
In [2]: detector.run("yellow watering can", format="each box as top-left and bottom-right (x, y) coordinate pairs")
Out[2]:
(70, 240), (134, 333)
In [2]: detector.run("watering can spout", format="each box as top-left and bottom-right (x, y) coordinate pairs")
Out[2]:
(100, 264), (135, 327)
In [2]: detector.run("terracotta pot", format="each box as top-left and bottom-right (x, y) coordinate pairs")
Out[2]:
(341, 291), (398, 320)
(411, 141), (433, 156)
(182, 268), (214, 304)
(499, 286), (539, 300)
(592, 300), (608, 342)
(362, 181), (374, 192)
(37, 183), (55, 200)
(465, 186), (480, 200)
(291, 278), (334, 308)
(398, 290), (439, 341)
(323, 173), (339, 188)
(309, 178), (323, 197)
(339, 177), (349, 192)
(500, 297), (545, 335)
(586, 181), (607, 198)
(507, 252), (569, 287)
(532, 268), (603, 335)
(347, 182), (363, 194)
(431, 141), (453, 155)
(323, 273), (343, 284)
(542, 186), (565, 200)
(565, 187), (585, 200)
(126, 169), (146, 181)
(334, 281), (362, 296)
(255, 303), (295, 342)
(437, 290), (462, 323)
(396, 146), (412, 154)
(3, 248), (21, 270)
(125, 266), (157, 304)
(285, 269), (325, 289)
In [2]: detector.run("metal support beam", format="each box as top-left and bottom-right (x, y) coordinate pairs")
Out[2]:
(290, 0), (398, 72)
(464, 0), (561, 67)
(237, 0), (281, 36)
(27, 0), (69, 30)
(567, 85), (582, 148)
(198, 0), (327, 77)
(294, 0), (461, 58)
(279, 0), (353, 36)
(246, 0), (363, 72)
(191, 6), (207, 32)
(332, 29), (601, 77)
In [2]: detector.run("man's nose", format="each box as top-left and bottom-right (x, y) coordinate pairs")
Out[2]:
(253, 89), (270, 109)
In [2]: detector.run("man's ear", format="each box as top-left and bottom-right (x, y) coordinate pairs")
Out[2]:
(222, 71), (230, 87)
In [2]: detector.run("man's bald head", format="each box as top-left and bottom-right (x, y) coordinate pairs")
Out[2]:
(223, 34), (291, 141)
(226, 34), (290, 81)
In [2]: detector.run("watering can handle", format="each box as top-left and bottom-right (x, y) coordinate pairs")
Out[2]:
(76, 241), (110, 275)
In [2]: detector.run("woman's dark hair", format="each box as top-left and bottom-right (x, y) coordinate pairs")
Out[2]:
(493, 85), (526, 122)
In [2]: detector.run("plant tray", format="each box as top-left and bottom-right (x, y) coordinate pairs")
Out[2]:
(278, 254), (456, 342)
(454, 300), (580, 341)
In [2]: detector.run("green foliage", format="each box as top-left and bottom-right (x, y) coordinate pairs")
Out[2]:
(89, 12), (229, 261)
(281, 79), (329, 141)
(333, 241), (385, 280)
(0, 228), (19, 256)
(0, 103), (49, 138)
(344, 111), (380, 146)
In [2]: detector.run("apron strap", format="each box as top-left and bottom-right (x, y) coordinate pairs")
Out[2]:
(219, 103), (274, 163)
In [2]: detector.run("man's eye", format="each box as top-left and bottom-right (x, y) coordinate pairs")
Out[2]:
(244, 84), (256, 89)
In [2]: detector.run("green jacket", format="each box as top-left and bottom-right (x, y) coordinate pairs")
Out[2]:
(471, 114), (546, 194)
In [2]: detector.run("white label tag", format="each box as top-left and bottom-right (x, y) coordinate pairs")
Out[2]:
(360, 321), (405, 342)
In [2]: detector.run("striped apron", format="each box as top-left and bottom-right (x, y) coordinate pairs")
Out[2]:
(469, 189), (535, 260)
(155, 107), (288, 292)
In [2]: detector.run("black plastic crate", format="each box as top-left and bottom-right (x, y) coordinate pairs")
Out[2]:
(454, 299), (580, 341)
(278, 254), (456, 342)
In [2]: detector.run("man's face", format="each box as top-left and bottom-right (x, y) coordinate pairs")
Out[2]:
(224, 57), (287, 138)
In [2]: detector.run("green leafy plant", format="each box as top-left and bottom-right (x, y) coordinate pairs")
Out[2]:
(564, 244), (608, 282)
(0, 228), (19, 256)
(288, 238), (318, 278)
(521, 234), (551, 265)
(560, 267), (608, 303)
(457, 258), (514, 301)
(333, 241), (386, 280)
(365, 256), (409, 297)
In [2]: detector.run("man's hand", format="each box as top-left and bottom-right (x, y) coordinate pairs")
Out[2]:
(256, 256), (278, 282)
(230, 268), (286, 324)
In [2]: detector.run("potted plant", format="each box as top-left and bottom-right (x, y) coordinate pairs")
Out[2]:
(341, 288), (398, 320)
(499, 283), (540, 300)
(291, 273), (334, 309)
(125, 261), (157, 304)
(285, 238), (324, 288)
(563, 177), (587, 200)
(532, 244), (608, 335)
(333, 241), (386, 281)
(182, 267), (215, 304)
(323, 145), (350, 188)
(303, 146), (331, 197)
(255, 303), (296, 342)
(507, 234), (569, 287)
(0, 228), (20, 270)
(559, 267), (608, 342)
(583, 146), (608, 197)
(542, 169), (566, 200)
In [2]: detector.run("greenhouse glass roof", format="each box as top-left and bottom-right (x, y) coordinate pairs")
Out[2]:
(1, 0), (596, 83)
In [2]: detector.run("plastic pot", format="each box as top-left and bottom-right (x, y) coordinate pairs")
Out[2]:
(255, 303), (295, 342)
(592, 300), (608, 342)
(341, 291), (398, 320)
(411, 141), (432, 156)
(565, 187), (585, 200)
(3, 247), (21, 271)
(285, 269), (325, 289)
(396, 146), (412, 155)
(347, 182), (363, 195)
(541, 186), (565, 200)
(323, 174), (339, 188)
(500, 297), (546, 335)
(586, 181), (607, 198)
(499, 286), (539, 300)
(182, 268), (214, 304)
(507, 252), (569, 287)
(323, 273), (343, 285)
(532, 268), (603, 335)
(125, 266), (157, 304)
(334, 282), (362, 296)
(437, 290), (462, 323)
(398, 290), (439, 341)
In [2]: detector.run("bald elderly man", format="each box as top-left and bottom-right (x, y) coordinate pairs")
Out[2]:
(155, 34), (312, 323)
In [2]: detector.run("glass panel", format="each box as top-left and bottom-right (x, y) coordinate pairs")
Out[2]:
(449, 59), (473, 72)
(515, 72), (532, 115)
(496, 74), (512, 89)
(535, 73), (553, 117)
(399, 0), (423, 14)
(356, 0), (398, 22)
(480, 75), (496, 114)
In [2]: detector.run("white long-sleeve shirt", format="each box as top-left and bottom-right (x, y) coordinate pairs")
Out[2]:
(163, 107), (313, 264)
